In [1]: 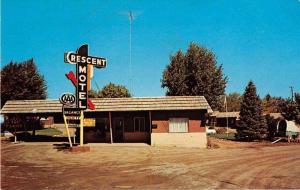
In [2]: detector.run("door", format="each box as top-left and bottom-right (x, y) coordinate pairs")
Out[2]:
(113, 118), (124, 142)
(95, 118), (108, 141)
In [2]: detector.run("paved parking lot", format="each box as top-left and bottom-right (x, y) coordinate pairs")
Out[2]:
(1, 140), (300, 189)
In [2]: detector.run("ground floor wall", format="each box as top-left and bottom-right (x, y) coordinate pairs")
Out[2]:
(4, 109), (208, 147)
(151, 132), (207, 148)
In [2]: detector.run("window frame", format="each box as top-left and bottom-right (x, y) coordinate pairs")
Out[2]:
(133, 117), (146, 132)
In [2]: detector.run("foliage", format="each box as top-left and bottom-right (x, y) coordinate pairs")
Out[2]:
(88, 89), (100, 98)
(161, 43), (228, 110)
(279, 97), (300, 124)
(262, 94), (286, 114)
(89, 83), (131, 98)
(236, 81), (268, 141)
(295, 93), (300, 107)
(3, 115), (41, 135)
(221, 92), (242, 112)
(1, 59), (47, 108)
(265, 114), (278, 139)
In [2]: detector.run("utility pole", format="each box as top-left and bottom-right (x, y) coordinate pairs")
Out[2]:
(290, 86), (294, 102)
(224, 95), (229, 138)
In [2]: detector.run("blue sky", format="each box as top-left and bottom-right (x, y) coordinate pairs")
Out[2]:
(2, 0), (300, 99)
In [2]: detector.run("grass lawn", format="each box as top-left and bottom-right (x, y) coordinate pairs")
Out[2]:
(22, 128), (62, 136)
(208, 133), (236, 140)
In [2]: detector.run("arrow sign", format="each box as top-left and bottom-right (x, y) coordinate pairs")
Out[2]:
(65, 71), (95, 110)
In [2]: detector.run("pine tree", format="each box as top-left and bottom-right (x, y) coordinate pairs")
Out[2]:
(161, 43), (227, 110)
(237, 81), (267, 141)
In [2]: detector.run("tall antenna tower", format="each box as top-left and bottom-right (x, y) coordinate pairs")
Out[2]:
(128, 11), (134, 94)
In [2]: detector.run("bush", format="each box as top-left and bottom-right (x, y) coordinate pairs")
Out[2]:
(215, 127), (227, 134)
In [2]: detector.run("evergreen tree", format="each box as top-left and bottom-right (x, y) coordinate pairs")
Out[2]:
(237, 81), (267, 140)
(162, 43), (227, 110)
(1, 59), (47, 107)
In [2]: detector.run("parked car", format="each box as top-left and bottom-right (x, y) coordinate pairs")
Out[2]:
(206, 126), (216, 135)
(1, 131), (14, 137)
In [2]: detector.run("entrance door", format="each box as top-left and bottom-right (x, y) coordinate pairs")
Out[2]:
(95, 118), (108, 142)
(113, 118), (124, 142)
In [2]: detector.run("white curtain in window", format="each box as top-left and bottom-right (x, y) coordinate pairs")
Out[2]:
(169, 118), (188, 132)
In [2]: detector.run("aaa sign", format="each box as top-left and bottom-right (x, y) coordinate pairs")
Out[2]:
(60, 93), (76, 107)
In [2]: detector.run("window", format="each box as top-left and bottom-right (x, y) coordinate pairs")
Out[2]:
(169, 118), (188, 133)
(134, 117), (145, 132)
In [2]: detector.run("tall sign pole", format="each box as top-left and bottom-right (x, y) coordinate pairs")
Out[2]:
(76, 45), (88, 145)
(62, 44), (107, 147)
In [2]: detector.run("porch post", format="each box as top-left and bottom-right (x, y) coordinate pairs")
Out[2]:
(149, 111), (152, 132)
(80, 110), (84, 146)
(109, 111), (113, 143)
(149, 111), (152, 144)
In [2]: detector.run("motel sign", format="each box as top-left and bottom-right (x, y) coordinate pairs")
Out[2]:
(62, 44), (107, 147)
(64, 45), (107, 109)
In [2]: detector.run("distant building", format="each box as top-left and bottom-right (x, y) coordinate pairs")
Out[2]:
(209, 111), (284, 129)
(1, 96), (212, 148)
(209, 111), (240, 128)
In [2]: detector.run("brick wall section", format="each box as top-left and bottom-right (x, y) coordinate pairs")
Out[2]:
(152, 120), (169, 133)
(189, 120), (205, 132)
(151, 110), (206, 133)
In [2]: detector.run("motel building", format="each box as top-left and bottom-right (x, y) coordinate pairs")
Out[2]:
(1, 96), (212, 148)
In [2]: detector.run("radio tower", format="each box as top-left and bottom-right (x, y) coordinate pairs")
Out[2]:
(128, 11), (134, 94)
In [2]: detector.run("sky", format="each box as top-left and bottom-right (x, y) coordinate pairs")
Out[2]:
(2, 0), (300, 99)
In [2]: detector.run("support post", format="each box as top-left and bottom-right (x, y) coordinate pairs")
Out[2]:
(109, 111), (113, 144)
(63, 115), (73, 147)
(149, 111), (152, 132)
(80, 110), (84, 146)
(149, 110), (152, 144)
(224, 95), (229, 139)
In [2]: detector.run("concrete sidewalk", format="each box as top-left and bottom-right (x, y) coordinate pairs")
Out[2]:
(4, 141), (150, 147)
(88, 143), (150, 147)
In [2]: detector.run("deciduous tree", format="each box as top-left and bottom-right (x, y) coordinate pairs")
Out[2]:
(262, 94), (286, 113)
(161, 43), (227, 110)
(222, 92), (242, 112)
(279, 97), (300, 124)
(1, 59), (46, 136)
(1, 59), (47, 108)
(98, 83), (131, 98)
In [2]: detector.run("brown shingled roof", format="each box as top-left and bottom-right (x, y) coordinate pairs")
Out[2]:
(1, 96), (212, 114)
(211, 111), (240, 118)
